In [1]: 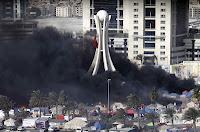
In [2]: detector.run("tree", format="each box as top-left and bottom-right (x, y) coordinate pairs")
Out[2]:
(193, 86), (200, 107)
(111, 108), (127, 124)
(183, 108), (200, 132)
(126, 93), (142, 129)
(149, 87), (159, 104)
(47, 91), (57, 107)
(58, 90), (66, 106)
(164, 108), (176, 126)
(29, 90), (43, 108)
(145, 112), (159, 132)
(0, 95), (14, 118)
(64, 100), (78, 118)
(29, 90), (47, 117)
(136, 54), (143, 64)
(127, 93), (142, 109)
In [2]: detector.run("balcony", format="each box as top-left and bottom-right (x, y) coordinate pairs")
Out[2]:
(116, 6), (123, 10)
(145, 4), (156, 6)
(109, 32), (128, 38)
(145, 16), (155, 19)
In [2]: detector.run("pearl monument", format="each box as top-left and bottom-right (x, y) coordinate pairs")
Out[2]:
(88, 10), (116, 76)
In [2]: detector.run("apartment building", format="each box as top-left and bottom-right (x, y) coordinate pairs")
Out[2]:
(83, 0), (189, 67)
(56, 6), (72, 17)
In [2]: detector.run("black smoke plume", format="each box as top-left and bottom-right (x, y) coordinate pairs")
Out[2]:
(0, 27), (195, 105)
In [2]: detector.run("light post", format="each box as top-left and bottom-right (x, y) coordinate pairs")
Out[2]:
(107, 78), (111, 113)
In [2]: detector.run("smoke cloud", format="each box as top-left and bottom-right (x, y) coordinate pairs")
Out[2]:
(0, 27), (195, 105)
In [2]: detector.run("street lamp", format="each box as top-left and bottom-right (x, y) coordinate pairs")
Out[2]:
(107, 78), (111, 113)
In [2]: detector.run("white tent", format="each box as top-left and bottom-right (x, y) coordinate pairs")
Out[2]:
(64, 117), (87, 130)
(4, 118), (16, 127)
(0, 110), (5, 120)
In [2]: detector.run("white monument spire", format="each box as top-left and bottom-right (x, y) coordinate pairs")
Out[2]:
(88, 10), (116, 76)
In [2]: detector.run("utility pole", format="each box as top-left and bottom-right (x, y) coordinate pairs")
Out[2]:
(107, 78), (111, 113)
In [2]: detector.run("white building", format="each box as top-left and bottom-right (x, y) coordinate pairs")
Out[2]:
(56, 6), (72, 17)
(1, 0), (25, 21)
(189, 0), (200, 19)
(83, 0), (189, 67)
(170, 61), (200, 83)
(72, 3), (83, 17)
(184, 38), (200, 61)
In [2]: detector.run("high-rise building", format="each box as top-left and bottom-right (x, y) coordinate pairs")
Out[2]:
(189, 0), (200, 19)
(56, 6), (72, 17)
(83, 0), (189, 67)
(72, 3), (83, 17)
(1, 0), (27, 21)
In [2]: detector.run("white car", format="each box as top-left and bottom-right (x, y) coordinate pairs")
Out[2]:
(48, 126), (59, 131)
(17, 126), (25, 131)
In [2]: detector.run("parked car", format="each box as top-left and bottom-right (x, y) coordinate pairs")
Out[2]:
(0, 125), (4, 130)
(9, 126), (17, 131)
(48, 126), (59, 131)
(17, 126), (25, 131)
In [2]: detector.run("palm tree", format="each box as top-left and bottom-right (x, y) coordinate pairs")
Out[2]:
(127, 93), (142, 109)
(149, 87), (159, 104)
(127, 93), (142, 129)
(29, 90), (46, 117)
(164, 108), (176, 126)
(193, 86), (200, 108)
(153, 55), (158, 65)
(145, 112), (159, 132)
(136, 54), (143, 64)
(183, 108), (200, 132)
(111, 108), (127, 124)
(58, 90), (66, 106)
(0, 95), (14, 118)
(48, 91), (57, 107)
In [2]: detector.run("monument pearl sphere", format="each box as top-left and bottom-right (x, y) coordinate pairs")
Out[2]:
(97, 10), (108, 22)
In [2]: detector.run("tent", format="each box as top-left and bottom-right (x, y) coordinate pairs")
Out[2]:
(64, 117), (87, 130)
(4, 118), (16, 127)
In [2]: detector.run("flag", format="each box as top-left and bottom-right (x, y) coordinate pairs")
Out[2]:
(92, 35), (98, 48)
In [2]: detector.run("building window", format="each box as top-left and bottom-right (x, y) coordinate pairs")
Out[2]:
(161, 3), (166, 6)
(161, 38), (165, 41)
(134, 9), (138, 12)
(133, 51), (138, 54)
(161, 20), (165, 24)
(145, 0), (156, 6)
(133, 45), (138, 48)
(160, 51), (165, 55)
(119, 20), (123, 29)
(145, 31), (155, 41)
(161, 32), (165, 36)
(161, 9), (166, 12)
(134, 3), (139, 6)
(134, 26), (138, 30)
(119, 0), (123, 6)
(144, 43), (155, 48)
(145, 20), (155, 29)
(160, 57), (166, 60)
(134, 20), (138, 24)
(145, 8), (155, 17)
(90, 0), (92, 7)
(144, 51), (154, 54)
(134, 32), (138, 35)
(161, 26), (165, 30)
(161, 15), (165, 18)
(160, 46), (165, 49)
(119, 10), (123, 17)
(134, 37), (138, 41)
(134, 14), (138, 18)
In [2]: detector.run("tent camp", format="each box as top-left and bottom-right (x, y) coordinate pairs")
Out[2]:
(64, 117), (88, 130)
(4, 118), (16, 127)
